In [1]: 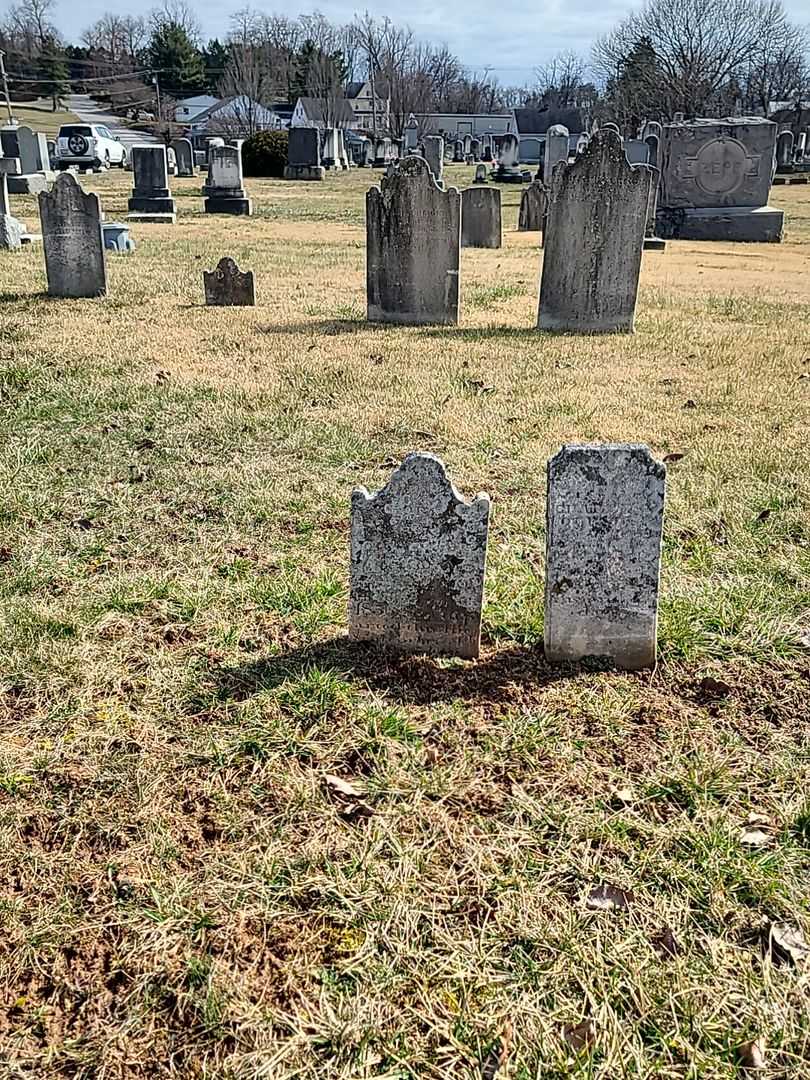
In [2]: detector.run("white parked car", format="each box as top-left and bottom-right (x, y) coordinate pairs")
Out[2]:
(55, 124), (128, 171)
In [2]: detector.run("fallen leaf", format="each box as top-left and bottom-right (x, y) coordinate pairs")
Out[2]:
(324, 774), (363, 799)
(561, 1019), (596, 1054)
(765, 922), (809, 966)
(585, 884), (632, 911)
(663, 452), (685, 463)
(480, 1020), (513, 1079)
(738, 1037), (766, 1071)
(740, 828), (770, 848)
(424, 747), (439, 766)
(650, 925), (681, 959)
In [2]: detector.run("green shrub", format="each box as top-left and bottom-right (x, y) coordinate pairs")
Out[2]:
(242, 130), (289, 177)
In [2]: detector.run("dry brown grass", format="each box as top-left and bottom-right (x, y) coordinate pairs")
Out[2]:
(0, 166), (808, 1079)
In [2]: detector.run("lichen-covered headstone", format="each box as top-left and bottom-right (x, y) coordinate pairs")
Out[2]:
(39, 172), (106, 297)
(538, 128), (652, 333)
(366, 155), (461, 325)
(544, 444), (665, 671)
(350, 452), (490, 659)
(518, 181), (548, 231)
(461, 186), (501, 248)
(203, 257), (255, 306)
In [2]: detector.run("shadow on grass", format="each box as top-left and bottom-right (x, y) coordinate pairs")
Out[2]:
(254, 320), (551, 341)
(204, 635), (586, 707)
(0, 289), (50, 304)
(256, 319), (380, 336)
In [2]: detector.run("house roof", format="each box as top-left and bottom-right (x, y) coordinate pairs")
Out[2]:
(295, 97), (355, 125)
(513, 106), (585, 134)
(345, 81), (366, 98)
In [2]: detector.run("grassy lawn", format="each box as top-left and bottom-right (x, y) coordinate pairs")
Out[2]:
(0, 166), (809, 1078)
(7, 100), (79, 138)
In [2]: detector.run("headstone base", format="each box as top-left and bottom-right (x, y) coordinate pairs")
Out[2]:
(204, 196), (252, 215)
(128, 196), (176, 215)
(657, 205), (783, 243)
(643, 237), (667, 251)
(127, 211), (177, 225)
(494, 167), (524, 183)
(8, 173), (50, 195)
(283, 164), (325, 181)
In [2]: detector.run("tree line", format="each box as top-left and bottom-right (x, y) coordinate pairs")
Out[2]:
(1, 0), (808, 132)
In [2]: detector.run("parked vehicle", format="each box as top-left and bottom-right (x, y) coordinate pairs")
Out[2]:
(55, 124), (128, 171)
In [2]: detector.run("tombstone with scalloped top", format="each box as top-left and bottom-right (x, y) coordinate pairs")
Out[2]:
(544, 443), (665, 670)
(39, 171), (106, 297)
(203, 256), (255, 306)
(350, 452), (490, 658)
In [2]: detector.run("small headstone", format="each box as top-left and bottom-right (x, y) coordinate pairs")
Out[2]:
(470, 138), (481, 161)
(544, 124), (569, 181)
(463, 135), (472, 156)
(481, 135), (493, 162)
(127, 145), (176, 223)
(0, 126), (19, 158)
(602, 122), (621, 134)
(170, 138), (195, 177)
(495, 133), (522, 182)
(473, 163), (488, 183)
(776, 130), (794, 172)
(453, 139), (464, 163)
(641, 120), (662, 142)
(359, 137), (373, 167)
(39, 172), (107, 297)
(461, 186), (501, 248)
(350, 452), (490, 659)
(203, 256), (255, 306)
(518, 181), (548, 232)
(367, 155), (460, 325)
(204, 143), (251, 215)
(644, 132), (659, 169)
(423, 135), (444, 184)
(285, 127), (325, 180)
(404, 113), (419, 151)
(794, 132), (806, 161)
(544, 444), (665, 671)
(538, 128), (652, 333)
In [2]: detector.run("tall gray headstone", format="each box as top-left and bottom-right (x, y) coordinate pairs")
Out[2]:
(203, 256), (255, 306)
(538, 128), (652, 333)
(39, 172), (107, 298)
(170, 138), (195, 177)
(545, 444), (665, 671)
(496, 133), (522, 182)
(128, 145), (176, 223)
(544, 124), (569, 181)
(17, 125), (49, 173)
(366, 155), (461, 325)
(518, 181), (548, 231)
(350, 452), (490, 659)
(285, 127), (325, 180)
(204, 143), (251, 214)
(461, 186), (501, 248)
(423, 135), (444, 185)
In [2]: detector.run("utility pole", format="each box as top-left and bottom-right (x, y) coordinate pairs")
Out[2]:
(0, 51), (13, 125)
(152, 74), (161, 128)
(369, 62), (378, 138)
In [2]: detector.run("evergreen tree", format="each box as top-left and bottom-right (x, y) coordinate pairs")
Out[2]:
(202, 39), (230, 95)
(40, 35), (70, 110)
(147, 20), (205, 97)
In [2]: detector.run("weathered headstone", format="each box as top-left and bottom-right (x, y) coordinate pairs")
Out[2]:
(359, 137), (373, 167)
(473, 163), (488, 183)
(0, 127), (19, 158)
(285, 127), (325, 180)
(544, 124), (569, 181)
(203, 256), (255, 306)
(602, 122), (621, 135)
(795, 132), (806, 161)
(423, 135), (444, 185)
(544, 444), (665, 671)
(496, 133), (522, 182)
(0, 157), (26, 249)
(404, 113), (419, 151)
(453, 139), (464, 163)
(656, 117), (782, 241)
(461, 186), (501, 248)
(538, 128), (652, 333)
(127, 145), (176, 223)
(481, 134), (493, 161)
(204, 143), (251, 215)
(624, 138), (649, 164)
(338, 129), (350, 170)
(39, 172), (107, 297)
(463, 134), (472, 157)
(17, 125), (50, 174)
(470, 138), (481, 162)
(350, 452), (490, 659)
(518, 181), (548, 232)
(644, 132), (659, 169)
(170, 138), (195, 177)
(366, 155), (460, 325)
(776, 130), (794, 172)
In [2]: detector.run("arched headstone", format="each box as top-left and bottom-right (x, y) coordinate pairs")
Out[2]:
(39, 172), (107, 297)
(366, 155), (461, 325)
(538, 128), (653, 332)
(544, 124), (569, 181)
(170, 138), (195, 177)
(518, 181), (548, 232)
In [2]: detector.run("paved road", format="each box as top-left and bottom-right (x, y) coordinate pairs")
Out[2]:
(67, 95), (161, 153)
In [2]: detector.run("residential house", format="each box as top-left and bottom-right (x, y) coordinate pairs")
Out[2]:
(174, 95), (220, 123)
(512, 106), (586, 164)
(186, 96), (283, 145)
(416, 112), (512, 138)
(291, 97), (357, 130)
(345, 80), (390, 132)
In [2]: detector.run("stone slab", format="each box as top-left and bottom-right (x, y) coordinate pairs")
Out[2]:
(283, 164), (325, 181)
(518, 181), (547, 231)
(349, 452), (490, 659)
(204, 196), (252, 215)
(544, 443), (665, 670)
(461, 186), (501, 248)
(127, 196), (176, 215)
(8, 174), (48, 195)
(656, 204), (783, 242)
(126, 212), (177, 225)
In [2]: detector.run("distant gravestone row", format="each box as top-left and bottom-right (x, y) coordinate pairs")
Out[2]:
(124, 144), (252, 222)
(349, 447), (666, 670)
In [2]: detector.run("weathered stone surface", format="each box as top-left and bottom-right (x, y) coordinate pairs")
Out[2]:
(203, 256), (255, 306)
(538, 128), (652, 333)
(171, 138), (195, 176)
(423, 136), (444, 184)
(39, 172), (106, 298)
(470, 138), (480, 161)
(0, 126), (19, 157)
(518, 181), (547, 231)
(17, 125), (49, 173)
(288, 127), (320, 166)
(349, 452), (490, 659)
(128, 145), (176, 221)
(544, 443), (665, 670)
(624, 138), (649, 164)
(404, 114), (419, 151)
(644, 133), (659, 169)
(658, 204), (783, 242)
(204, 143), (251, 214)
(0, 213), (24, 249)
(473, 163), (488, 183)
(461, 186), (501, 248)
(453, 139), (464, 163)
(544, 124), (569, 181)
(499, 133), (519, 167)
(366, 155), (461, 325)
(776, 130), (794, 171)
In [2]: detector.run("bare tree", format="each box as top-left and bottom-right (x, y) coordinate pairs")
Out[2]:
(5, 0), (59, 57)
(149, 0), (201, 46)
(534, 51), (588, 108)
(218, 43), (275, 134)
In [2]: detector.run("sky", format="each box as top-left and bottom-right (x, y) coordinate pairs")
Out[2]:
(54, 0), (810, 88)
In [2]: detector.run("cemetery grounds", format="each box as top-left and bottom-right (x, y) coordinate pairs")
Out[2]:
(0, 167), (809, 1079)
